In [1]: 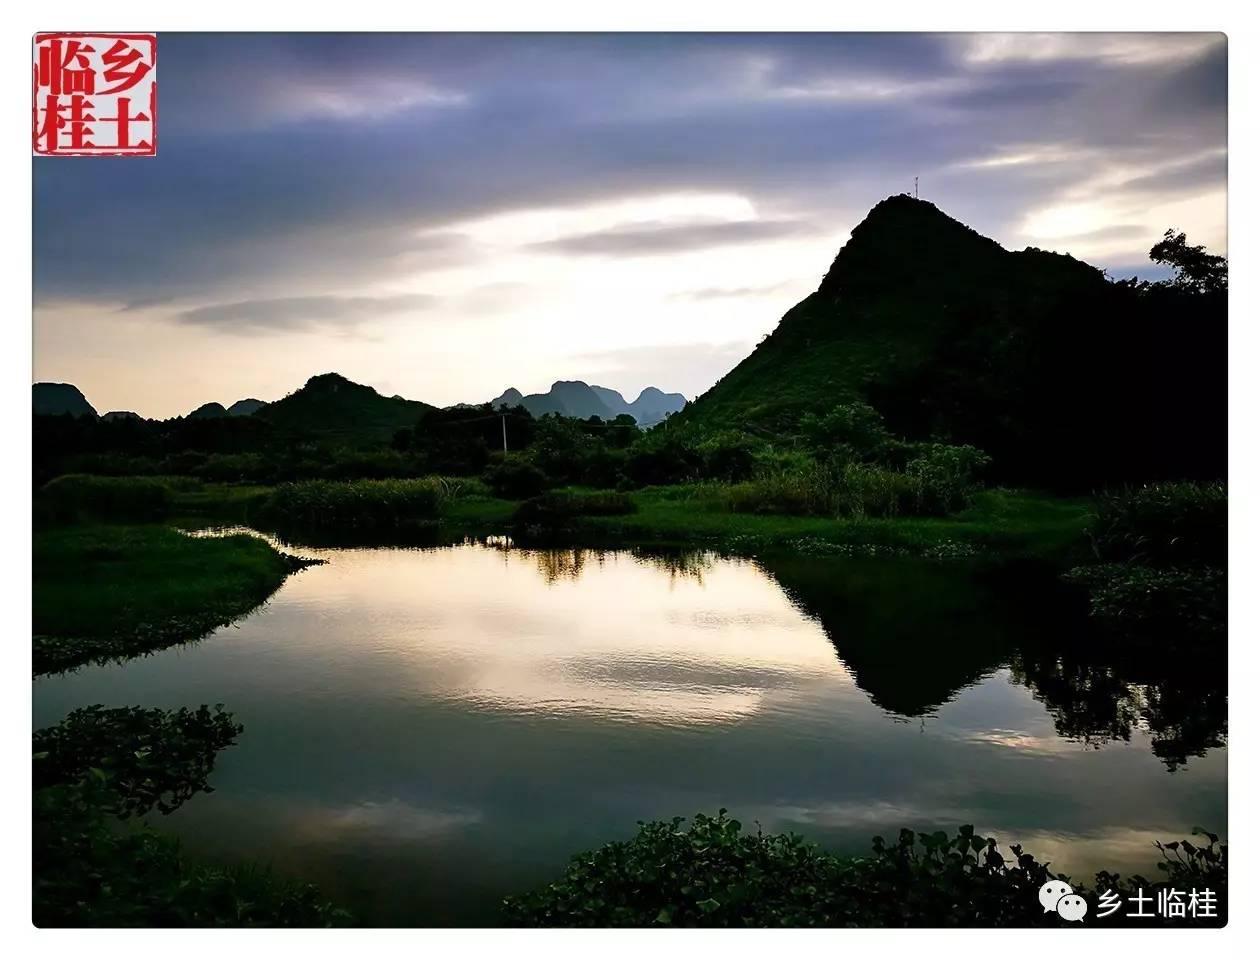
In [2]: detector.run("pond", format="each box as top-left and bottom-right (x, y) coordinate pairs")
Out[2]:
(33, 540), (1227, 925)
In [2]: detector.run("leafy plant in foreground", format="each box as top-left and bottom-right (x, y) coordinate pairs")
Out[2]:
(33, 705), (349, 927)
(504, 811), (1226, 927)
(34, 704), (242, 817)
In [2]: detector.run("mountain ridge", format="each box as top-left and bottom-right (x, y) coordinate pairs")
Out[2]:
(491, 380), (685, 426)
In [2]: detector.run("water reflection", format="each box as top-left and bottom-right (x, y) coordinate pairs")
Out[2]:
(32, 541), (1226, 925)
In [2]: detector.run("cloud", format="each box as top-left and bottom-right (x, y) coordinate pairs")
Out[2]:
(531, 219), (813, 257)
(34, 34), (1227, 310)
(32, 33), (1227, 410)
(672, 281), (799, 300)
(173, 293), (438, 333)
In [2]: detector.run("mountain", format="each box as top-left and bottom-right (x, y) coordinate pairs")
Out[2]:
(491, 381), (685, 425)
(590, 386), (632, 417)
(101, 410), (142, 422)
(679, 193), (1225, 487)
(187, 402), (228, 419)
(33, 383), (97, 418)
(490, 387), (523, 409)
(257, 372), (435, 444)
(492, 381), (614, 420)
(627, 386), (686, 426)
(679, 194), (1099, 431)
(227, 398), (267, 417)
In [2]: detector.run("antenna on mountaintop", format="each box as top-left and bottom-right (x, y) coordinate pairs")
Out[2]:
(914, 176), (919, 199)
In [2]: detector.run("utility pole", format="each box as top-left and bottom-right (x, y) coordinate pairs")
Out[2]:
(501, 413), (508, 454)
(914, 176), (919, 199)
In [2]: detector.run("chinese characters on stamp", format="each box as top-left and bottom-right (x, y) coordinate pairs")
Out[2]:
(32, 33), (157, 156)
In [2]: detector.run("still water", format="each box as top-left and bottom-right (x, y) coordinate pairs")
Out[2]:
(33, 541), (1226, 925)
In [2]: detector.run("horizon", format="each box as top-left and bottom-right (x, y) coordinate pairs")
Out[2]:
(34, 32), (1226, 419)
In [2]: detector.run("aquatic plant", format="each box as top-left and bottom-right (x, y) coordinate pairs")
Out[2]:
(504, 811), (1226, 928)
(33, 705), (348, 927)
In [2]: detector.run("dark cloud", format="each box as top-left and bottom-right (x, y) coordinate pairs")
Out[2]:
(174, 293), (438, 332)
(1117, 151), (1226, 196)
(532, 219), (813, 257)
(33, 33), (1227, 308)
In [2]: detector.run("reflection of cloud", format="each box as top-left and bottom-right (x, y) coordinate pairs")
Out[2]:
(293, 798), (482, 843)
(965, 728), (1095, 755)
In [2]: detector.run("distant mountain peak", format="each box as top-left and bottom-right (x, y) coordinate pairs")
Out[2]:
(33, 382), (97, 419)
(488, 379), (685, 425)
(257, 372), (434, 445)
(187, 401), (228, 420)
(227, 398), (267, 417)
(304, 372), (360, 392)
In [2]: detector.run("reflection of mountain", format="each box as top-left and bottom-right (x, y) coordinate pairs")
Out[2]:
(759, 556), (1022, 717)
(759, 554), (1226, 769)
(513, 547), (1227, 769)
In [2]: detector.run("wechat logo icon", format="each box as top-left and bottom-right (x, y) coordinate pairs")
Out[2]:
(1038, 879), (1088, 922)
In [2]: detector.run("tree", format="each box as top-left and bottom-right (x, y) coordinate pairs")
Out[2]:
(1149, 229), (1227, 294)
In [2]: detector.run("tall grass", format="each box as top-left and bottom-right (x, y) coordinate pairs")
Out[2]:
(719, 453), (986, 521)
(1089, 481), (1226, 566)
(252, 477), (458, 536)
(37, 474), (176, 524)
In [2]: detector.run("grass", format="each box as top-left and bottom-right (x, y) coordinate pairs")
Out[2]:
(47, 474), (1090, 560)
(570, 487), (1090, 558)
(33, 524), (306, 675)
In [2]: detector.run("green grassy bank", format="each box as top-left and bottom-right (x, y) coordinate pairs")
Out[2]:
(33, 524), (308, 675)
(153, 476), (1090, 559)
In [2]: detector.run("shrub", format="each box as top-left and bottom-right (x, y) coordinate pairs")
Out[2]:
(482, 454), (550, 499)
(622, 436), (704, 487)
(504, 811), (1226, 927)
(37, 474), (173, 524)
(801, 401), (895, 462)
(252, 478), (446, 535)
(905, 443), (991, 513)
(720, 457), (972, 520)
(1064, 563), (1224, 638)
(697, 432), (760, 482)
(34, 705), (242, 818)
(1089, 481), (1226, 566)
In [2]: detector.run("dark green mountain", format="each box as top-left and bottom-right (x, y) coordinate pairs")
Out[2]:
(101, 410), (141, 422)
(681, 195), (1104, 432)
(33, 383), (97, 419)
(257, 372), (435, 444)
(680, 194), (1224, 487)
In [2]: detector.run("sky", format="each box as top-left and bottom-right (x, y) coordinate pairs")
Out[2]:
(33, 32), (1227, 419)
